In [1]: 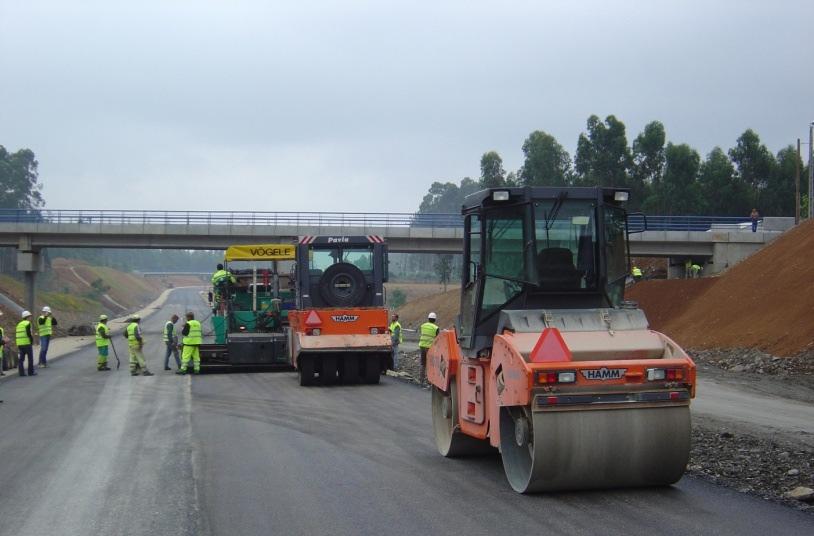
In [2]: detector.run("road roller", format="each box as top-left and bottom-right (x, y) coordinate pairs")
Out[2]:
(427, 186), (696, 493)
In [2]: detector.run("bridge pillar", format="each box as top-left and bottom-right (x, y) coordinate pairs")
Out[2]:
(17, 236), (43, 313)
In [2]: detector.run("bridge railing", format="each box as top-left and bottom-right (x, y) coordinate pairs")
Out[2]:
(0, 209), (464, 228)
(0, 209), (756, 232)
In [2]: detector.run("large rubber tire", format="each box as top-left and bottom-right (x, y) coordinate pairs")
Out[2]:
(499, 405), (691, 493)
(321, 355), (338, 386)
(339, 355), (360, 385)
(318, 262), (367, 307)
(432, 381), (494, 457)
(363, 355), (380, 384)
(298, 355), (315, 387)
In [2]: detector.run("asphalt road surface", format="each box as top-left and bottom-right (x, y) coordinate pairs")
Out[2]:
(0, 288), (811, 536)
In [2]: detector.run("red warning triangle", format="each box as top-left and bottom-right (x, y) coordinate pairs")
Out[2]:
(305, 310), (322, 326)
(529, 328), (572, 363)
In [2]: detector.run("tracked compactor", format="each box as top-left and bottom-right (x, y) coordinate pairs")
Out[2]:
(427, 186), (696, 493)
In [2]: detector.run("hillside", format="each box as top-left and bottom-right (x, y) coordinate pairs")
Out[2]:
(0, 258), (203, 340)
(396, 288), (460, 330)
(628, 219), (814, 356)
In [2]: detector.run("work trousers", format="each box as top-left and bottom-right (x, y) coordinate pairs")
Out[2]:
(18, 345), (35, 376)
(97, 346), (109, 370)
(164, 343), (180, 369)
(392, 343), (399, 370)
(38, 335), (50, 366)
(129, 344), (147, 375)
(180, 345), (200, 373)
(419, 347), (429, 384)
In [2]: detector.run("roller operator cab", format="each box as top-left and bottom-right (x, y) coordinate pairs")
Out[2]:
(427, 186), (697, 493)
(289, 235), (393, 386)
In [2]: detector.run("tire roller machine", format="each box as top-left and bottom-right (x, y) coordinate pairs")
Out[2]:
(427, 186), (696, 493)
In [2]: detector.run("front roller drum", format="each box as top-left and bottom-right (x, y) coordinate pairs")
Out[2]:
(499, 405), (691, 493)
(432, 381), (494, 457)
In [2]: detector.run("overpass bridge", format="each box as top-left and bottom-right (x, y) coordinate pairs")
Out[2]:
(0, 209), (794, 310)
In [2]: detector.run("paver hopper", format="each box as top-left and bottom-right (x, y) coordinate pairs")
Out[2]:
(427, 187), (696, 492)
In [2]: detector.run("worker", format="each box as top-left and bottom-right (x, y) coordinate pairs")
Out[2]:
(16, 310), (36, 377)
(37, 305), (57, 368)
(0, 310), (6, 376)
(631, 266), (643, 282)
(125, 314), (153, 376)
(163, 314), (180, 371)
(96, 314), (112, 371)
(750, 208), (760, 233)
(389, 313), (403, 370)
(691, 263), (702, 278)
(419, 312), (441, 386)
(211, 263), (236, 307)
(177, 312), (202, 375)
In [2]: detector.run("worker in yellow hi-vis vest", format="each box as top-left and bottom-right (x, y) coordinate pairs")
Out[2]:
(177, 312), (202, 375)
(125, 315), (153, 376)
(418, 312), (440, 386)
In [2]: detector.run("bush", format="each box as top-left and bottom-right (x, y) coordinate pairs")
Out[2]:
(389, 288), (407, 309)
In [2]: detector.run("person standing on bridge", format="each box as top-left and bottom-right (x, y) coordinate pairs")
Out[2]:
(37, 306), (57, 368)
(750, 208), (760, 232)
(95, 314), (112, 371)
(163, 314), (180, 371)
(125, 315), (153, 376)
(419, 312), (440, 386)
(16, 310), (36, 377)
(177, 312), (202, 375)
(389, 313), (402, 370)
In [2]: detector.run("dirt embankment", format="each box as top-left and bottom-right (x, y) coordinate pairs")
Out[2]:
(628, 219), (814, 356)
(395, 288), (460, 331)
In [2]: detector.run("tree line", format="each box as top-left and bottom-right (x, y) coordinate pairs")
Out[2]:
(419, 115), (810, 217)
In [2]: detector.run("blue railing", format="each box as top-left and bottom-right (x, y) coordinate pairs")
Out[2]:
(0, 209), (756, 232)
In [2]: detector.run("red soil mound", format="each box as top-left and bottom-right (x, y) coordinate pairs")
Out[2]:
(628, 219), (814, 356)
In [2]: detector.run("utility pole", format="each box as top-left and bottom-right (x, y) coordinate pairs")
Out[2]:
(809, 122), (814, 219)
(796, 138), (801, 225)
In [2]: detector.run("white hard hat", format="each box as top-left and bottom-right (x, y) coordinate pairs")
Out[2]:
(428, 312), (437, 320)
(130, 314), (141, 321)
(99, 314), (108, 321)
(42, 306), (51, 313)
(22, 310), (32, 318)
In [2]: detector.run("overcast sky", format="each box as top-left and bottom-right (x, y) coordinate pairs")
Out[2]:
(1, 0), (812, 213)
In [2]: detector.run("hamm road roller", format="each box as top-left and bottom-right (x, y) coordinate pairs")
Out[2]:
(427, 186), (696, 493)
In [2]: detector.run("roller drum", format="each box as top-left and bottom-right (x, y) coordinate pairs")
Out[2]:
(500, 405), (691, 493)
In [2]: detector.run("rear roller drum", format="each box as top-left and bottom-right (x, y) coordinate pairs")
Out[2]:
(321, 356), (338, 386)
(298, 355), (315, 387)
(499, 405), (691, 493)
(432, 380), (493, 457)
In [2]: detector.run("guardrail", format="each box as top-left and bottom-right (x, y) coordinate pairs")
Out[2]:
(0, 209), (757, 232)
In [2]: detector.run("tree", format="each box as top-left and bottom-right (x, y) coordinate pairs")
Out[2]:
(659, 143), (702, 215)
(697, 147), (750, 216)
(519, 130), (572, 186)
(480, 151), (506, 187)
(728, 129), (777, 210)
(762, 146), (801, 216)
(574, 115), (632, 190)
(631, 121), (665, 210)
(434, 254), (453, 292)
(0, 146), (44, 209)
(418, 178), (479, 214)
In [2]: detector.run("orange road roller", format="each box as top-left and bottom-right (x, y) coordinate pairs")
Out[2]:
(427, 186), (696, 493)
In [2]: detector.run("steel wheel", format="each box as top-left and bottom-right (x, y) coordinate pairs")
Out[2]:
(432, 380), (493, 457)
